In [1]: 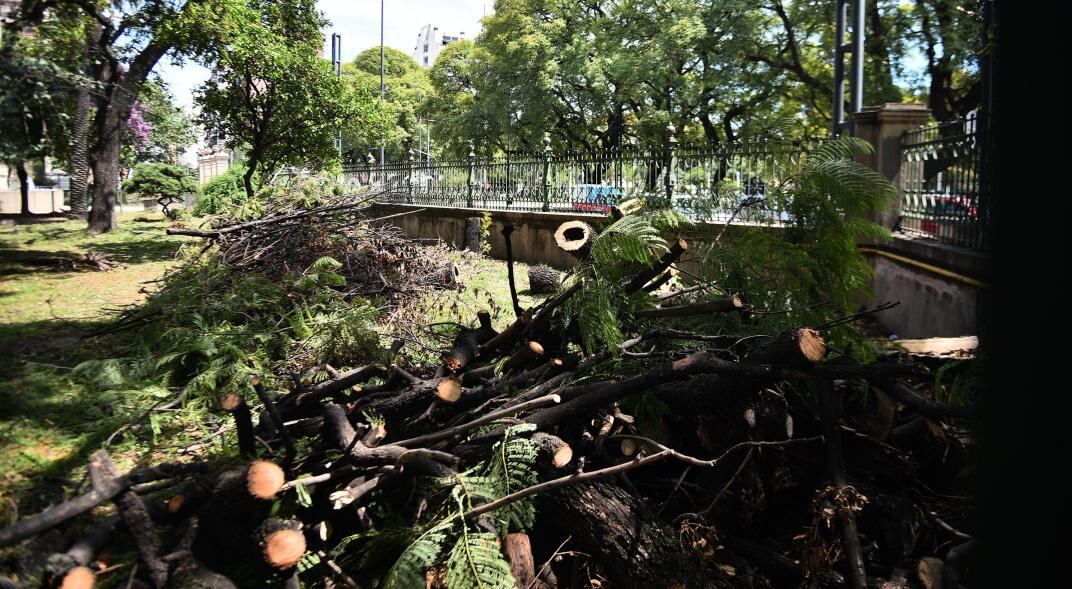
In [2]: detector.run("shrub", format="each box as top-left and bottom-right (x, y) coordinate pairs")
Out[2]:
(194, 165), (259, 216)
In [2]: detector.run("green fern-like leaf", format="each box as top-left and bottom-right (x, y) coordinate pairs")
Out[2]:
(445, 531), (516, 589)
(382, 519), (453, 589)
(485, 424), (538, 532)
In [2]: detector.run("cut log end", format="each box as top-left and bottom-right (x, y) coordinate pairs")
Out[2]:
(220, 392), (244, 412)
(263, 529), (306, 570)
(246, 460), (286, 500)
(796, 328), (827, 362)
(249, 376), (261, 387)
(554, 221), (595, 257)
(167, 494), (186, 513)
(551, 444), (573, 468)
(59, 566), (96, 589)
(436, 377), (463, 403)
(528, 341), (545, 356)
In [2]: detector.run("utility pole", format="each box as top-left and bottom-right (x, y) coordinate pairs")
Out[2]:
(379, 0), (385, 164)
(331, 33), (342, 159)
(831, 0), (865, 136)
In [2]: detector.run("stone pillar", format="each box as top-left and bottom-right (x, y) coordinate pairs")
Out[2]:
(851, 103), (931, 230)
(198, 146), (232, 186)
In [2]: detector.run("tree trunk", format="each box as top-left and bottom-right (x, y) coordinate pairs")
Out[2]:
(67, 21), (99, 219)
(243, 161), (257, 200)
(15, 162), (30, 215)
(87, 103), (124, 233)
(540, 481), (708, 588)
(86, 41), (168, 233)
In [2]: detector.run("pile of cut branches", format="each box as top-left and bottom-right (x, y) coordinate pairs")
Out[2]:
(166, 192), (459, 305)
(0, 212), (976, 589)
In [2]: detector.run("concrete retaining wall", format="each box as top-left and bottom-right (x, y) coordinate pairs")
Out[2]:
(0, 190), (65, 214)
(371, 204), (984, 338)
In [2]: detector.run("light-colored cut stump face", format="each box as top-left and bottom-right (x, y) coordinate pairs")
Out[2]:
(220, 392), (243, 411)
(552, 444), (573, 468)
(167, 494), (185, 513)
(528, 341), (545, 356)
(730, 293), (744, 309)
(247, 460), (286, 500)
(796, 328), (827, 362)
(554, 221), (593, 252)
(436, 377), (463, 403)
(60, 566), (96, 589)
(264, 529), (306, 569)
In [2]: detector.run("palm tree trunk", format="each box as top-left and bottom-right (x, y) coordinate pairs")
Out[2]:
(67, 21), (100, 219)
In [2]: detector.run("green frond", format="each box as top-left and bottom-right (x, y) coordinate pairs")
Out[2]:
(591, 214), (666, 271)
(382, 519), (453, 589)
(445, 531), (516, 589)
(485, 424), (538, 532)
(812, 136), (872, 161)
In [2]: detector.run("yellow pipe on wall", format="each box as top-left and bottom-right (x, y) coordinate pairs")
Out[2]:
(857, 246), (987, 289)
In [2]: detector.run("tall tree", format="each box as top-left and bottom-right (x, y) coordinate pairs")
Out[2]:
(121, 78), (197, 169)
(0, 47), (72, 215)
(343, 47), (430, 162)
(197, 0), (375, 198)
(66, 19), (98, 219)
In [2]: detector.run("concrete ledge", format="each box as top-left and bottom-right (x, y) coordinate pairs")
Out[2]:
(864, 232), (986, 283)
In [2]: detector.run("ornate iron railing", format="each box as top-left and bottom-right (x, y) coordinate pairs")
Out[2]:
(343, 128), (824, 224)
(899, 114), (988, 248)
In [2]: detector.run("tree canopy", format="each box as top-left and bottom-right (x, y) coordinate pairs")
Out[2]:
(196, 0), (379, 197)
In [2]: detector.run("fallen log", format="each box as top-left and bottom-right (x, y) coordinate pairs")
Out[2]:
(635, 294), (747, 318)
(526, 264), (561, 295)
(0, 461), (207, 549)
(553, 220), (595, 261)
(540, 481), (709, 588)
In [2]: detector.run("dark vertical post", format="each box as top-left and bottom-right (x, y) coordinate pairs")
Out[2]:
(379, 0), (385, 165)
(832, 0), (847, 134)
(406, 143), (414, 204)
(332, 33), (342, 159)
(541, 132), (552, 212)
(850, 0), (865, 128)
(467, 140), (476, 208)
(664, 124), (677, 208)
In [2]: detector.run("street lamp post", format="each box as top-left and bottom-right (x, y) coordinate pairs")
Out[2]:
(379, 0), (385, 164)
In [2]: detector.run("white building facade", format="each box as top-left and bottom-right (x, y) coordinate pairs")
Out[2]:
(411, 25), (466, 68)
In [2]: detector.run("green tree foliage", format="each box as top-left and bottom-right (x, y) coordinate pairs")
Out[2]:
(122, 162), (197, 201)
(194, 164), (257, 216)
(0, 51), (73, 213)
(197, 0), (378, 198)
(122, 79), (197, 168)
(342, 47), (430, 162)
(426, 0), (985, 152)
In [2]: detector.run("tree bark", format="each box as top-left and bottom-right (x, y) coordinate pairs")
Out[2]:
(15, 162), (29, 215)
(87, 40), (169, 233)
(540, 481), (708, 588)
(67, 21), (99, 219)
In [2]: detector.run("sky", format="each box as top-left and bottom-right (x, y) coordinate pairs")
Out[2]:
(159, 0), (489, 164)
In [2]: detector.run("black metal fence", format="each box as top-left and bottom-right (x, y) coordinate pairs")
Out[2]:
(899, 114), (987, 248)
(342, 128), (823, 224)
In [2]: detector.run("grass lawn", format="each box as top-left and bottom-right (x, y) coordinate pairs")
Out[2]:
(0, 213), (198, 516)
(0, 213), (541, 526)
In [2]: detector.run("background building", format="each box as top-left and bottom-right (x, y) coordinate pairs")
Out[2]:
(411, 25), (466, 68)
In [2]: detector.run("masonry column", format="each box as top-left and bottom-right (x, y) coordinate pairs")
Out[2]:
(851, 103), (931, 230)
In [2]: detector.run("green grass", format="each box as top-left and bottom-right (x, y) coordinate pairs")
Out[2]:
(0, 216), (545, 525)
(0, 213), (201, 514)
